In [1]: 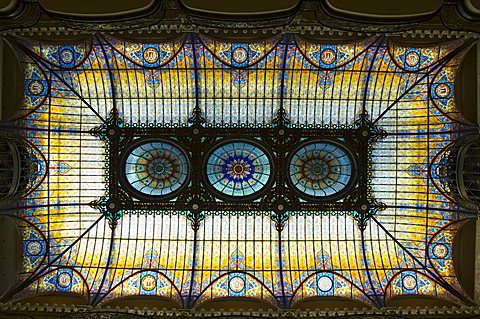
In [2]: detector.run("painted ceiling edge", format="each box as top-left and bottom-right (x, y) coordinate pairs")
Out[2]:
(4, 33), (477, 55)
(1, 27), (478, 39)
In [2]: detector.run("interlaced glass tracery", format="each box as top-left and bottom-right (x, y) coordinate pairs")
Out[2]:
(1, 32), (477, 309)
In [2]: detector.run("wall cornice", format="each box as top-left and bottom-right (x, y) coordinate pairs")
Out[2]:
(0, 1), (478, 39)
(1, 302), (480, 318)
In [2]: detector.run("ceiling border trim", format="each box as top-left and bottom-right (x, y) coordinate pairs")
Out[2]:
(1, 302), (480, 317)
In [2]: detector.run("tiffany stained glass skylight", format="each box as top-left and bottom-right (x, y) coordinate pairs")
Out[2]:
(204, 140), (273, 200)
(121, 138), (190, 199)
(288, 140), (355, 200)
(1, 32), (478, 308)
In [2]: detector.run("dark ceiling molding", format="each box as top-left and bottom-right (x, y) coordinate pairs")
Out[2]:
(322, 0), (444, 21)
(1, 303), (480, 318)
(36, 0), (166, 31)
(441, 1), (480, 33)
(461, 0), (480, 18)
(0, 1), (478, 36)
(0, 0), (166, 32)
(178, 0), (301, 18)
(0, 0), (22, 17)
(0, 1), (40, 32)
(314, 0), (480, 34)
(314, 1), (436, 33)
(177, 0), (300, 29)
(37, 0), (158, 20)
(64, 312), (151, 319)
(182, 14), (296, 30)
(61, 312), (411, 319)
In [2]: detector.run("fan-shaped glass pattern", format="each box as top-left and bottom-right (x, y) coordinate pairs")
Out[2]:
(205, 141), (272, 199)
(123, 140), (189, 198)
(288, 140), (355, 199)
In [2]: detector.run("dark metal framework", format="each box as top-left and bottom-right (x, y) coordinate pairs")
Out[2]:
(91, 101), (383, 230)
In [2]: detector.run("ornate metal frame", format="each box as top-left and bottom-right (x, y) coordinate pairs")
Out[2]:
(91, 104), (387, 230)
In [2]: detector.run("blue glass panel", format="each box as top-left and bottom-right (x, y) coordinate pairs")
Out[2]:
(124, 140), (189, 197)
(289, 141), (353, 198)
(205, 141), (272, 198)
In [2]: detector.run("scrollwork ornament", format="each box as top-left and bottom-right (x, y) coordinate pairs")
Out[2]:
(90, 195), (122, 229)
(90, 107), (124, 142)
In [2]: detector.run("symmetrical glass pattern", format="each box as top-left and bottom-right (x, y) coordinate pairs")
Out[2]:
(1, 33), (477, 309)
(288, 140), (354, 199)
(122, 139), (189, 198)
(204, 140), (272, 199)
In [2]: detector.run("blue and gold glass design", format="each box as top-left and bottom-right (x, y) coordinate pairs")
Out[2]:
(9, 33), (475, 305)
(288, 140), (355, 200)
(123, 139), (189, 199)
(204, 140), (273, 199)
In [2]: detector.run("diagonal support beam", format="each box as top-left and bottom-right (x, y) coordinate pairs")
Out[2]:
(372, 39), (476, 126)
(10, 37), (107, 124)
(0, 214), (105, 301)
(371, 215), (474, 305)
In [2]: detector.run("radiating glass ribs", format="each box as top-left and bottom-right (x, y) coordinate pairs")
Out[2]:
(121, 138), (190, 199)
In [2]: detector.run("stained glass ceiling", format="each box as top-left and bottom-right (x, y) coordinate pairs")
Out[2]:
(1, 33), (478, 308)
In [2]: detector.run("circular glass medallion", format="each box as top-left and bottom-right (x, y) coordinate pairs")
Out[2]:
(26, 241), (42, 256)
(144, 47), (159, 64)
(317, 275), (333, 292)
(320, 48), (336, 65)
(232, 47), (248, 64)
(288, 140), (356, 200)
(204, 140), (273, 200)
(57, 272), (72, 288)
(121, 139), (189, 199)
(229, 276), (245, 293)
(28, 80), (44, 95)
(433, 243), (449, 259)
(405, 51), (420, 67)
(59, 48), (74, 64)
(435, 83), (450, 98)
(402, 275), (417, 290)
(141, 275), (157, 291)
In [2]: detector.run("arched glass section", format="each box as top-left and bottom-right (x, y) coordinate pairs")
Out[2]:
(122, 139), (189, 199)
(204, 140), (273, 199)
(288, 140), (355, 200)
(6, 33), (476, 307)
